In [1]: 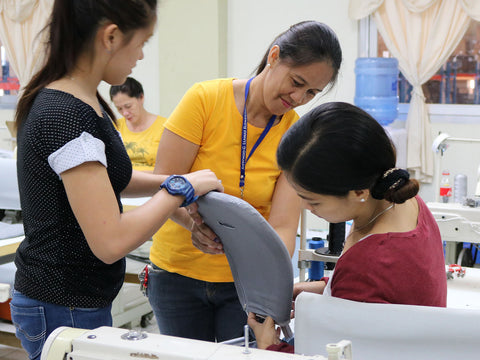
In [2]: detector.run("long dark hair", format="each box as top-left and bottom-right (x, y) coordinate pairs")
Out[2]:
(255, 21), (342, 89)
(277, 102), (419, 203)
(15, 0), (157, 128)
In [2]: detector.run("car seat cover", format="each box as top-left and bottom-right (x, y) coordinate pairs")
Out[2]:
(197, 191), (293, 327)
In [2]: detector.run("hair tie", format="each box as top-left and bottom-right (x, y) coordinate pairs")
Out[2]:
(371, 168), (410, 199)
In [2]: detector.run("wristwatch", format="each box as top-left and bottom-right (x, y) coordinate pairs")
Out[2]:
(160, 175), (198, 207)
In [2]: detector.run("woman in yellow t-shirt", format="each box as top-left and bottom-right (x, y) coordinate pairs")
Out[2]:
(110, 77), (166, 172)
(149, 21), (343, 342)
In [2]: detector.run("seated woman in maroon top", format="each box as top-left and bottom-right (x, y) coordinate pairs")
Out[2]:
(248, 102), (447, 353)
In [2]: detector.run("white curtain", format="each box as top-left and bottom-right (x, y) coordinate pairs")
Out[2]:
(0, 0), (53, 87)
(349, 0), (480, 182)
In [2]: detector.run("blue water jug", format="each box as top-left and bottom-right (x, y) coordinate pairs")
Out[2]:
(354, 57), (399, 125)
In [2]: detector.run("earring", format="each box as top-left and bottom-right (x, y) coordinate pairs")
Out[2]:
(360, 198), (366, 202)
(267, 63), (271, 67)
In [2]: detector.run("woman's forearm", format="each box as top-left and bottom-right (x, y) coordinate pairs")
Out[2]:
(122, 170), (168, 197)
(170, 207), (194, 230)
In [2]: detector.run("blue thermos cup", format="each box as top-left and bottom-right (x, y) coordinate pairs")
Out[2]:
(307, 237), (325, 280)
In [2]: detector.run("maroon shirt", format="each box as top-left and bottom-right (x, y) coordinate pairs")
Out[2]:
(268, 196), (447, 353)
(329, 196), (446, 306)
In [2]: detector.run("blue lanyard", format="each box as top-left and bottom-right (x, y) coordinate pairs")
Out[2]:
(240, 77), (276, 198)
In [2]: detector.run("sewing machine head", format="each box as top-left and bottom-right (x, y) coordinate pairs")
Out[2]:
(41, 326), (331, 360)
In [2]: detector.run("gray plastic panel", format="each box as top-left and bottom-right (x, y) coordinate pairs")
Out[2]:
(197, 191), (293, 327)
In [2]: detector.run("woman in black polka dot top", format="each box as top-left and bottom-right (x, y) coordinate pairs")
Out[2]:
(9, 1), (223, 359)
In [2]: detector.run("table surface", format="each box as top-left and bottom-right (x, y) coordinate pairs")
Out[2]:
(0, 236), (22, 265)
(446, 266), (480, 309)
(0, 198), (150, 265)
(0, 236), (147, 284)
(427, 202), (480, 222)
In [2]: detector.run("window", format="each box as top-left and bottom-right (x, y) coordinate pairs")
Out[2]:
(377, 21), (480, 104)
(0, 43), (19, 109)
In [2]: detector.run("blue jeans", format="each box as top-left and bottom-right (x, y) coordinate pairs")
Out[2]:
(10, 290), (112, 360)
(147, 265), (246, 342)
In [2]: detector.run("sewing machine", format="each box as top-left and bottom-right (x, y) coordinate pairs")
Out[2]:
(426, 201), (480, 264)
(429, 133), (480, 264)
(40, 326), (351, 360)
(40, 266), (480, 360)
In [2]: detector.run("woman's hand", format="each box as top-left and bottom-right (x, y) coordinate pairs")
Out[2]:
(293, 280), (326, 299)
(184, 169), (223, 197)
(179, 170), (223, 254)
(185, 201), (224, 255)
(247, 313), (281, 350)
(290, 280), (327, 319)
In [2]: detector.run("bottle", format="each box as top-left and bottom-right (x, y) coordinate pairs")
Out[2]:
(307, 237), (325, 281)
(440, 170), (452, 203)
(454, 174), (467, 204)
(476, 163), (480, 197)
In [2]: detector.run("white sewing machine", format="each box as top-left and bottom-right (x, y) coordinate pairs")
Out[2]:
(40, 279), (480, 360)
(429, 133), (480, 264)
(426, 202), (480, 264)
(40, 325), (352, 360)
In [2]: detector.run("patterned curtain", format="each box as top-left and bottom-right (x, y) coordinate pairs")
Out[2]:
(0, 0), (53, 87)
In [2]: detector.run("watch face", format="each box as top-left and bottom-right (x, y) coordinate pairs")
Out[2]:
(169, 176), (186, 190)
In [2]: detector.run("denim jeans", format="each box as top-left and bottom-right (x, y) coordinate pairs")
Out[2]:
(147, 265), (247, 342)
(10, 289), (112, 360)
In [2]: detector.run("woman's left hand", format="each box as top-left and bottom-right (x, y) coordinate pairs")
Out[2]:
(186, 203), (224, 254)
(247, 312), (281, 350)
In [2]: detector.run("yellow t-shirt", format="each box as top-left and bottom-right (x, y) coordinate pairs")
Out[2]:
(116, 115), (166, 171)
(150, 78), (299, 282)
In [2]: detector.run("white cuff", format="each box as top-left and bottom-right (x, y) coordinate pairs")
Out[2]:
(48, 132), (107, 176)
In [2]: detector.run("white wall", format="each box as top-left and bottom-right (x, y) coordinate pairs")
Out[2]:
(395, 105), (480, 203)
(100, 0), (227, 120)
(226, 0), (357, 231)
(106, 0), (357, 117)
(102, 0), (358, 121)
(427, 121), (480, 201)
(227, 0), (357, 117)
(3, 0), (480, 218)
(154, 0), (227, 117)
(0, 0), (357, 154)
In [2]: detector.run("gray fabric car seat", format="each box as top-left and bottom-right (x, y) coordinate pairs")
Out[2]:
(197, 191), (293, 337)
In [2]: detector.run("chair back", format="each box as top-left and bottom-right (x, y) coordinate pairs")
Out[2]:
(197, 192), (293, 329)
(295, 292), (480, 359)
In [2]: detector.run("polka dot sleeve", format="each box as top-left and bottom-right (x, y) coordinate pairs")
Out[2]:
(47, 131), (107, 176)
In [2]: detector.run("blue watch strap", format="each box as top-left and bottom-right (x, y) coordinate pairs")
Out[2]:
(180, 188), (198, 207)
(160, 175), (198, 207)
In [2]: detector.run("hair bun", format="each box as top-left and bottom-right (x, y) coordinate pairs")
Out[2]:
(371, 168), (410, 200)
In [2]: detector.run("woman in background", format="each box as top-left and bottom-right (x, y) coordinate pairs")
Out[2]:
(147, 21), (343, 342)
(10, 1), (222, 359)
(248, 102), (447, 353)
(110, 77), (166, 172)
